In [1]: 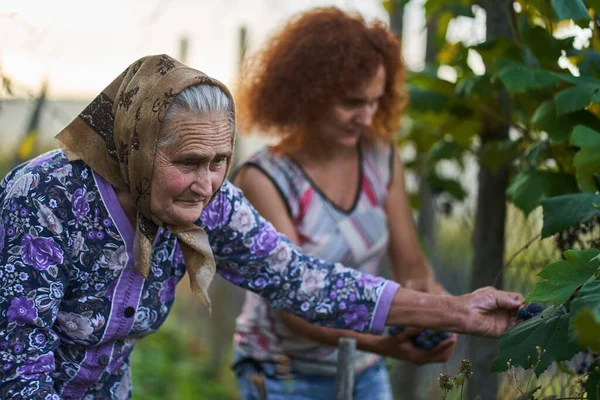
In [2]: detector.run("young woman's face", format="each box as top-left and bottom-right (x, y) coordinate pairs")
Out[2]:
(318, 64), (386, 149)
(150, 111), (231, 226)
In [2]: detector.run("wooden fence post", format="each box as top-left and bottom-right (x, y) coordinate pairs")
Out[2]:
(335, 337), (356, 400)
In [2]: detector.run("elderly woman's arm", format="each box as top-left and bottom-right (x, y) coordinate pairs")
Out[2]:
(199, 181), (523, 336)
(0, 173), (68, 398)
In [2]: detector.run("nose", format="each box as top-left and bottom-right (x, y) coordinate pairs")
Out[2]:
(189, 170), (213, 200)
(355, 103), (377, 127)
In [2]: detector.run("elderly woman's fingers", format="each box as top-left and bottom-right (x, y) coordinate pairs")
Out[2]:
(495, 290), (525, 310)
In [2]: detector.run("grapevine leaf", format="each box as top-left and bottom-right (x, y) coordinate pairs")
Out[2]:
(507, 171), (578, 215)
(551, 0), (591, 21)
(570, 276), (600, 352)
(496, 59), (562, 94)
(492, 306), (581, 377)
(523, 141), (549, 166)
(554, 84), (600, 115)
(526, 249), (600, 305)
(570, 125), (600, 148)
(428, 139), (462, 162)
(541, 193), (600, 238)
(407, 87), (450, 112)
(479, 139), (521, 173)
(570, 125), (600, 192)
(530, 101), (600, 142)
(427, 173), (467, 201)
(455, 74), (493, 99)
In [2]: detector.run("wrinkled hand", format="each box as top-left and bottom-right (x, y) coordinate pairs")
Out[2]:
(379, 327), (457, 366)
(459, 286), (524, 337)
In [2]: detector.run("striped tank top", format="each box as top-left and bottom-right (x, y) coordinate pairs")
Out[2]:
(233, 141), (394, 375)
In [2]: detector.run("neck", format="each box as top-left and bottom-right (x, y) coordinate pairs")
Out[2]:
(293, 143), (359, 166)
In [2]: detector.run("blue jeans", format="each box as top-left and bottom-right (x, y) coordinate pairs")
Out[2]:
(233, 357), (393, 400)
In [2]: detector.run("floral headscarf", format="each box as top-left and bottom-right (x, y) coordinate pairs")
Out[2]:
(55, 54), (235, 311)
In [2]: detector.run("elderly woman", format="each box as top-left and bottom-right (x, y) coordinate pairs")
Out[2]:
(0, 54), (521, 399)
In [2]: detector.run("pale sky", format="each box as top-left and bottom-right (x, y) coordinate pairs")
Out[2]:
(0, 0), (434, 100)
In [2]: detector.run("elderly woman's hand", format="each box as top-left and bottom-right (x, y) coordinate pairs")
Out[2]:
(380, 327), (457, 365)
(387, 285), (523, 337)
(457, 286), (524, 337)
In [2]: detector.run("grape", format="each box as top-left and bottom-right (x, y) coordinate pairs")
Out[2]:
(517, 308), (531, 320)
(388, 326), (405, 336)
(387, 326), (452, 350)
(414, 336), (427, 348)
(517, 303), (544, 321)
(526, 303), (543, 314)
(412, 329), (451, 350)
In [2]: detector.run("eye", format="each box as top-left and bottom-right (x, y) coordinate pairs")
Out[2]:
(179, 159), (196, 168)
(210, 157), (227, 170)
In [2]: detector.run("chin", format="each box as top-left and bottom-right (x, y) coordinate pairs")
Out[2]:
(338, 136), (360, 148)
(164, 209), (204, 226)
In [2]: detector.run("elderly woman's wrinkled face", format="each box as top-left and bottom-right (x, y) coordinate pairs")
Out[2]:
(151, 111), (232, 225)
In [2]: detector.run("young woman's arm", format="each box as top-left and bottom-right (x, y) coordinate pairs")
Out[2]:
(231, 166), (455, 363)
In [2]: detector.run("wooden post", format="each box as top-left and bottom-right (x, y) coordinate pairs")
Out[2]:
(335, 338), (356, 400)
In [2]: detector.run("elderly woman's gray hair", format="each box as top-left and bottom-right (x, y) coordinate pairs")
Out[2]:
(158, 84), (235, 148)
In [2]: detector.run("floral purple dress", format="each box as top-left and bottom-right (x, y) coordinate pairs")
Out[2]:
(0, 150), (399, 399)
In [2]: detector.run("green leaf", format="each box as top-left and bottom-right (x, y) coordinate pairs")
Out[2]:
(571, 125), (600, 148)
(427, 173), (468, 201)
(570, 125), (600, 192)
(570, 276), (600, 352)
(428, 139), (462, 162)
(525, 249), (600, 305)
(541, 193), (600, 238)
(407, 87), (450, 113)
(531, 100), (600, 142)
(424, 0), (476, 18)
(496, 60), (562, 94)
(506, 171), (578, 215)
(554, 84), (600, 115)
(551, 0), (591, 21)
(523, 141), (549, 166)
(569, 49), (600, 78)
(455, 74), (493, 99)
(479, 139), (521, 173)
(523, 25), (575, 67)
(492, 306), (581, 377)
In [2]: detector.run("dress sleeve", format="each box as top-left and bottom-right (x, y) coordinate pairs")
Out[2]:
(198, 180), (400, 334)
(0, 172), (70, 399)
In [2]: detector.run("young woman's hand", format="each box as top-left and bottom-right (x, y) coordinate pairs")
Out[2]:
(377, 327), (457, 365)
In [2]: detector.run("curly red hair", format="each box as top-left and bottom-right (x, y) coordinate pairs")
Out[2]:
(236, 7), (407, 154)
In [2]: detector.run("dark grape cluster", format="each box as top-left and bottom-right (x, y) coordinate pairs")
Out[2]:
(516, 302), (544, 321)
(388, 326), (451, 350)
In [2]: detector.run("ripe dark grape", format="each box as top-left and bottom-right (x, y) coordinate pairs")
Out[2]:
(516, 302), (544, 321)
(388, 326), (405, 336)
(388, 326), (452, 350)
(412, 329), (451, 350)
(526, 303), (543, 314)
(517, 308), (530, 320)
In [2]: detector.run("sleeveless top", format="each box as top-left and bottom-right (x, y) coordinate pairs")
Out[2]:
(233, 141), (394, 375)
